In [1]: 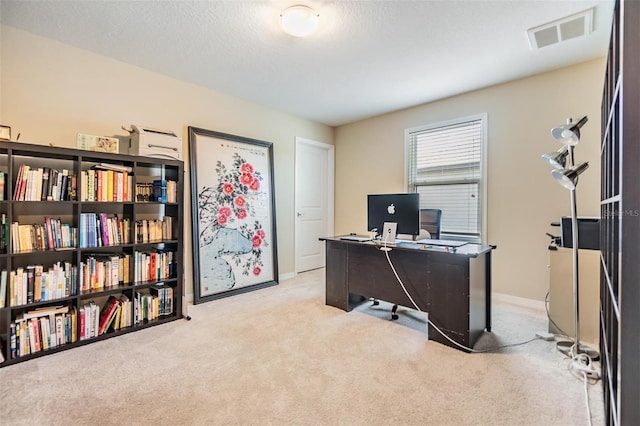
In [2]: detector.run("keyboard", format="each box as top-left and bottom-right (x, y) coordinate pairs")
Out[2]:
(340, 235), (372, 242)
(414, 239), (468, 247)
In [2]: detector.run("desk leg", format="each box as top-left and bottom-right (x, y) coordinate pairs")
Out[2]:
(485, 251), (492, 332)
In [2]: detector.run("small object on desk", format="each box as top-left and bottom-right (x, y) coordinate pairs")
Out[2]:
(396, 241), (420, 249)
(415, 239), (467, 248)
(0, 125), (10, 141)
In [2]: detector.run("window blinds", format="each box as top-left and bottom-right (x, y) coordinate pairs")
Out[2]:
(407, 118), (483, 240)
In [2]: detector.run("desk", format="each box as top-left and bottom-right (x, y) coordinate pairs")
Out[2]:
(548, 247), (600, 345)
(321, 237), (494, 351)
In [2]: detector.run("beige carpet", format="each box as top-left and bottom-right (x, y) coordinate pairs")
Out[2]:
(0, 268), (603, 425)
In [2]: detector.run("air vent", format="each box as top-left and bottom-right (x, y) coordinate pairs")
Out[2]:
(527, 8), (594, 49)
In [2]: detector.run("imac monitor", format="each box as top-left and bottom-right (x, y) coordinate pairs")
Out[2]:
(367, 193), (420, 238)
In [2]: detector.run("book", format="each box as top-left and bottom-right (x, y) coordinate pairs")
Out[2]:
(22, 305), (69, 321)
(79, 305), (87, 340)
(39, 316), (50, 350)
(98, 296), (119, 335)
(11, 164), (23, 200)
(34, 266), (43, 302)
(152, 179), (167, 203)
(93, 163), (133, 173)
(0, 270), (6, 308)
(13, 164), (29, 200)
(0, 171), (5, 201)
(25, 265), (35, 304)
(77, 133), (119, 153)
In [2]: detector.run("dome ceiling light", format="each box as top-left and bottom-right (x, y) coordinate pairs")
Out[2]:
(280, 5), (319, 37)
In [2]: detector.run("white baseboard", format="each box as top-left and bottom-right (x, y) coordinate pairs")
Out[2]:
(279, 272), (296, 281)
(492, 292), (546, 312)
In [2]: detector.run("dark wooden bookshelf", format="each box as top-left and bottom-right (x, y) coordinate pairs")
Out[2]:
(0, 141), (184, 367)
(600, 1), (640, 424)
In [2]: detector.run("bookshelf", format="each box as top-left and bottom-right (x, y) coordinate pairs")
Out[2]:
(0, 141), (184, 366)
(600, 1), (640, 424)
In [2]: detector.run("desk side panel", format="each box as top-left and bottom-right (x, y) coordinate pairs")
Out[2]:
(427, 253), (471, 346)
(468, 254), (487, 345)
(325, 240), (350, 310)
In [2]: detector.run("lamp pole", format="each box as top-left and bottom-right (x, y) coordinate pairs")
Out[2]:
(545, 116), (598, 360)
(554, 145), (598, 359)
(570, 187), (581, 351)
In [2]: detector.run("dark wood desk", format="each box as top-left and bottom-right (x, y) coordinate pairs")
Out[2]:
(321, 237), (494, 352)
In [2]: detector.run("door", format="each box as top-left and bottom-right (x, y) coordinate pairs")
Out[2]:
(295, 137), (334, 272)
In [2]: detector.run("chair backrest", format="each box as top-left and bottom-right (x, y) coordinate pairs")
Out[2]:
(420, 209), (442, 239)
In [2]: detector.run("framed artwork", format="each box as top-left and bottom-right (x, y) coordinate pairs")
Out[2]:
(188, 127), (278, 304)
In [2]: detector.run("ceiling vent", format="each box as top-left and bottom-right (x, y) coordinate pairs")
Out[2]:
(527, 8), (594, 49)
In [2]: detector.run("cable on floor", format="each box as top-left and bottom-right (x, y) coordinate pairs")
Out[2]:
(380, 246), (544, 353)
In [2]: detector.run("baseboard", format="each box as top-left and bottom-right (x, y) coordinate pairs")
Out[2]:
(279, 272), (296, 281)
(492, 292), (545, 312)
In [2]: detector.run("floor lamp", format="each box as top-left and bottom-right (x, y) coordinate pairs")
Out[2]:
(542, 116), (599, 360)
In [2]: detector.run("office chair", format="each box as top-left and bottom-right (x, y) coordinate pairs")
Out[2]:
(376, 208), (443, 320)
(419, 208), (442, 240)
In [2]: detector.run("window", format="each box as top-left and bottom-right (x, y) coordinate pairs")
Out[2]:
(406, 114), (487, 243)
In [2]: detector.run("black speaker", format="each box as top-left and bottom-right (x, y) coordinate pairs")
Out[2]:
(560, 217), (600, 250)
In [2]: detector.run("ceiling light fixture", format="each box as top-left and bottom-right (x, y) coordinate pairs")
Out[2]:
(281, 5), (319, 37)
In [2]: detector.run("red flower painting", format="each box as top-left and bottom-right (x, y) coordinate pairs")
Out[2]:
(198, 152), (268, 279)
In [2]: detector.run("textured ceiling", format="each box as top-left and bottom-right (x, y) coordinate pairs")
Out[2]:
(0, 0), (615, 127)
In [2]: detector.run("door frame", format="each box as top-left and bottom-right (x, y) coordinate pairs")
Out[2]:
(294, 137), (335, 273)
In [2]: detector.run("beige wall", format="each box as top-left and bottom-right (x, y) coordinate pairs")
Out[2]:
(1, 24), (606, 303)
(334, 59), (604, 301)
(0, 26), (334, 300)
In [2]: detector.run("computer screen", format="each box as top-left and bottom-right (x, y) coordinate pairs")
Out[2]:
(367, 193), (420, 237)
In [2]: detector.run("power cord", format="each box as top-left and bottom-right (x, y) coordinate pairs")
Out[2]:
(379, 246), (541, 353)
(545, 291), (569, 338)
(379, 248), (599, 423)
(567, 347), (600, 426)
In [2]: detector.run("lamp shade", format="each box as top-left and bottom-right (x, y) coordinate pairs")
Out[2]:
(551, 161), (589, 190)
(281, 5), (319, 37)
(551, 116), (588, 145)
(542, 145), (570, 169)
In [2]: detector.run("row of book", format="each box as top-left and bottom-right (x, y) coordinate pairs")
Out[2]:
(79, 167), (132, 202)
(4, 255), (127, 306)
(6, 164), (177, 205)
(134, 250), (176, 283)
(3, 263), (77, 307)
(10, 305), (78, 359)
(7, 285), (175, 359)
(13, 165), (77, 202)
(1, 214), (173, 254)
(79, 294), (132, 340)
(135, 217), (174, 243)
(79, 213), (131, 248)
(1, 249), (175, 307)
(80, 253), (132, 292)
(10, 218), (76, 253)
(135, 179), (177, 203)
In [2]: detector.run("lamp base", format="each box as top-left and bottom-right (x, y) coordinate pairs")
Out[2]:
(556, 340), (600, 361)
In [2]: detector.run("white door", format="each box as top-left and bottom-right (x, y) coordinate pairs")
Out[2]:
(295, 137), (334, 273)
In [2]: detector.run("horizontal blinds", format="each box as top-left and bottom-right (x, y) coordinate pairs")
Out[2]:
(416, 184), (479, 235)
(408, 120), (482, 185)
(408, 118), (483, 239)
